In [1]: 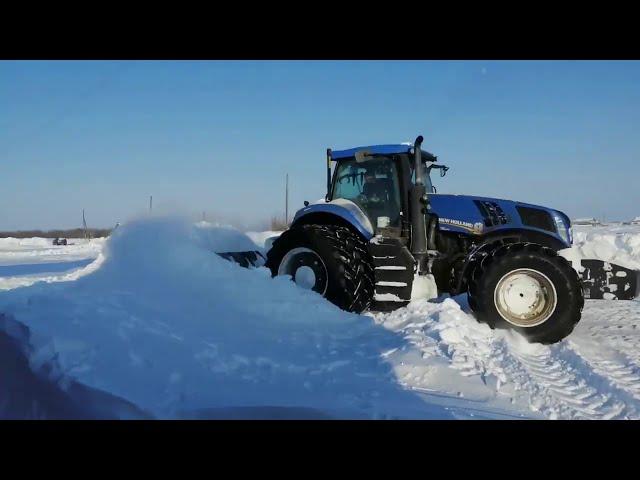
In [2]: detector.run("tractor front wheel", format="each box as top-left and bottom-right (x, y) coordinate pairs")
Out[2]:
(266, 224), (375, 313)
(467, 242), (584, 344)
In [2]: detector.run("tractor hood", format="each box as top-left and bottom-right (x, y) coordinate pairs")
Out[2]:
(429, 194), (573, 247)
(292, 194), (572, 248)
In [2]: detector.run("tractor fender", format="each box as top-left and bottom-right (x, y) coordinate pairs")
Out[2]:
(449, 238), (519, 295)
(291, 199), (375, 241)
(434, 228), (570, 295)
(475, 229), (569, 252)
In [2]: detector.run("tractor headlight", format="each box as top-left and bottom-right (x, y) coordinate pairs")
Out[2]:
(552, 212), (571, 245)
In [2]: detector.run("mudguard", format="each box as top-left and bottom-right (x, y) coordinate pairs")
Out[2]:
(291, 198), (375, 240)
(580, 259), (640, 300)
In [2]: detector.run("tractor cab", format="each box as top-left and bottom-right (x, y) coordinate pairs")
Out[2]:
(330, 155), (404, 230)
(327, 144), (445, 236)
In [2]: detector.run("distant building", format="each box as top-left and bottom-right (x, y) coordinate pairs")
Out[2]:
(631, 217), (640, 225)
(573, 217), (603, 226)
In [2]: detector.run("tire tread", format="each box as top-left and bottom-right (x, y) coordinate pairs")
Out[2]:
(467, 242), (584, 344)
(266, 224), (375, 313)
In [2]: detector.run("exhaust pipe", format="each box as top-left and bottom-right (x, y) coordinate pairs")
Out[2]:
(326, 148), (333, 201)
(410, 135), (429, 273)
(413, 135), (426, 186)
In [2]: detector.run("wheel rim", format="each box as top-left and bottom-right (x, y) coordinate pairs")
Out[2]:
(278, 247), (328, 296)
(493, 268), (558, 327)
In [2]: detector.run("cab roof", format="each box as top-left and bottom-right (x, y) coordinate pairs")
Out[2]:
(330, 144), (437, 161)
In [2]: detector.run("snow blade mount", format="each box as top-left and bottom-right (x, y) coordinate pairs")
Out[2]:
(580, 259), (640, 300)
(216, 251), (266, 268)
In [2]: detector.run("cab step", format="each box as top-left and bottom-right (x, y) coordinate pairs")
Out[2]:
(368, 237), (415, 312)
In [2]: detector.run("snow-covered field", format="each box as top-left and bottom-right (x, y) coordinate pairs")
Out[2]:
(1, 221), (639, 419)
(0, 237), (105, 291)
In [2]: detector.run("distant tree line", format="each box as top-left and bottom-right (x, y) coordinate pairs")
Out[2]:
(0, 228), (112, 239)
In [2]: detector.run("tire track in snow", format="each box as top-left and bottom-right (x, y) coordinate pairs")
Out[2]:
(566, 346), (640, 402)
(438, 316), (633, 419)
(374, 298), (640, 419)
(507, 342), (635, 419)
(563, 299), (640, 407)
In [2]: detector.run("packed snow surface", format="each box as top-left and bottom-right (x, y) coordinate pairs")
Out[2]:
(1, 221), (640, 419)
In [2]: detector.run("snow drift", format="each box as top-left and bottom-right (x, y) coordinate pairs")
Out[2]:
(0, 217), (449, 419)
(561, 224), (640, 271)
(2, 220), (640, 420)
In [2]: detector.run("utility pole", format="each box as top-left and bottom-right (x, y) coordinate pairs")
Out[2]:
(149, 195), (153, 214)
(82, 209), (90, 240)
(202, 211), (206, 222)
(285, 173), (289, 226)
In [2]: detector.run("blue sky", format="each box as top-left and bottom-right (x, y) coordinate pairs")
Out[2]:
(1, 60), (639, 230)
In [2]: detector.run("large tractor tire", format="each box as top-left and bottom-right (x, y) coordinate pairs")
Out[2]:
(467, 242), (584, 344)
(266, 224), (375, 313)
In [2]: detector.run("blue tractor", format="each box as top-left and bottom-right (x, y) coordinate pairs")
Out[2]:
(262, 136), (639, 344)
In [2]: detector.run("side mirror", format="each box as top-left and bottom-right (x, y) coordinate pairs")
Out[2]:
(304, 200), (310, 207)
(426, 163), (449, 178)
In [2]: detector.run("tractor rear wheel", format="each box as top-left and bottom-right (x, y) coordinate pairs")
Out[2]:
(467, 242), (584, 344)
(266, 224), (375, 313)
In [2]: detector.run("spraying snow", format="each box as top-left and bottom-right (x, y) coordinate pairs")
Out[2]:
(0, 217), (456, 419)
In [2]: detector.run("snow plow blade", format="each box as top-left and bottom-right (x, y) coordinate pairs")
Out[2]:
(580, 259), (640, 300)
(216, 251), (266, 268)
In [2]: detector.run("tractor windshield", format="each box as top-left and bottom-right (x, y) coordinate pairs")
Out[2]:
(331, 156), (403, 229)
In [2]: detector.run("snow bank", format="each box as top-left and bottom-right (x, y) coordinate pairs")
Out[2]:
(0, 216), (446, 419)
(0, 237), (105, 250)
(0, 237), (105, 266)
(0, 237), (54, 248)
(561, 224), (640, 270)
